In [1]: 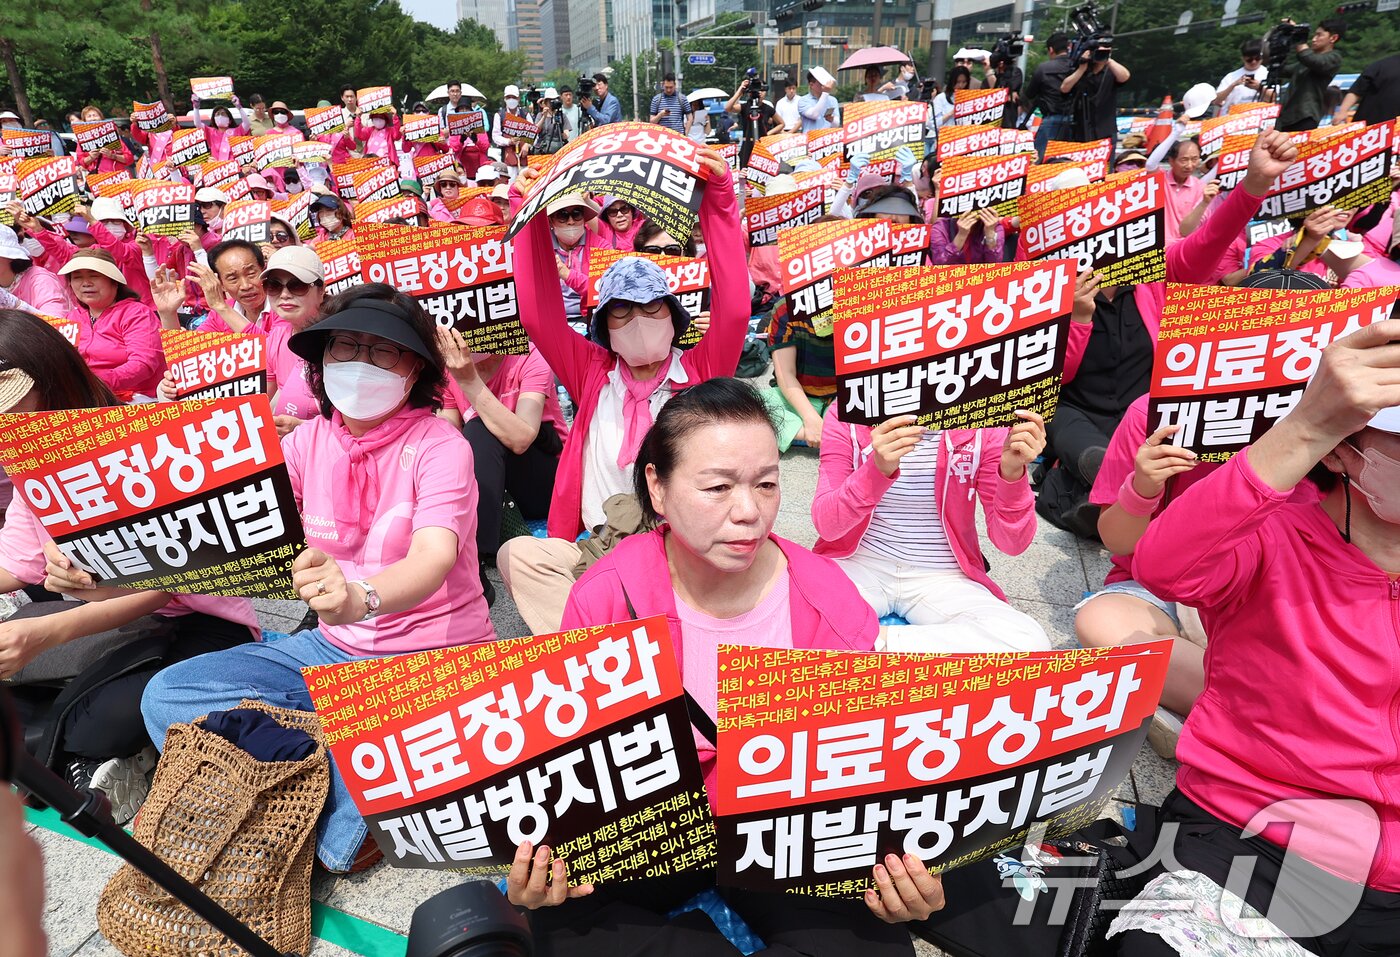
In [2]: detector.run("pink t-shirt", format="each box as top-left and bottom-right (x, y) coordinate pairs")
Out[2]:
(281, 407), (495, 656)
(0, 496), (259, 635)
(198, 301), (273, 335)
(265, 320), (318, 420)
(676, 566), (793, 788)
(1162, 170), (1206, 245)
(439, 349), (568, 443)
(1341, 255), (1400, 290)
(14, 265), (74, 315)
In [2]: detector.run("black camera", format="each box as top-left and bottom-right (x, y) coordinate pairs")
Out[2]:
(919, 78), (938, 103)
(406, 880), (533, 957)
(577, 74), (596, 100)
(1263, 21), (1311, 82)
(992, 33), (1025, 59)
(1069, 1), (1114, 63)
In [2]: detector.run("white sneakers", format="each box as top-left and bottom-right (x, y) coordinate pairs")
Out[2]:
(87, 746), (158, 826)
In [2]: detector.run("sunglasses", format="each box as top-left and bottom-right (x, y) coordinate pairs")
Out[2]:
(551, 208), (587, 223)
(269, 231), (294, 244)
(640, 244), (684, 257)
(434, 182), (460, 194)
(604, 298), (667, 320)
(1243, 56), (1262, 63)
(606, 205), (634, 217)
(327, 334), (408, 370)
(264, 275), (314, 295)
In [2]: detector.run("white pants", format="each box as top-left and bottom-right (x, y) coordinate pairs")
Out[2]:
(837, 547), (1050, 654)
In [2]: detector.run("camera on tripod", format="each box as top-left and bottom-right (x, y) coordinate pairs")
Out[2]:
(1068, 1), (1114, 64)
(576, 74), (596, 100)
(1263, 20), (1311, 83)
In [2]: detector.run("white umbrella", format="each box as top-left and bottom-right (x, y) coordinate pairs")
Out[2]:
(688, 87), (728, 103)
(426, 83), (485, 101)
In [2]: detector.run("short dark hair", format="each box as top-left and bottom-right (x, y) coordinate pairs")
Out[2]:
(304, 283), (447, 419)
(208, 239), (266, 274)
(634, 221), (695, 256)
(1319, 18), (1345, 39)
(448, 81), (461, 89)
(249, 93), (266, 106)
(663, 72), (676, 82)
(593, 73), (609, 85)
(1167, 138), (1200, 160)
(632, 378), (777, 523)
(784, 79), (796, 88)
(0, 309), (119, 411)
(1046, 32), (1070, 53)
(340, 85), (355, 96)
(1240, 38), (1264, 58)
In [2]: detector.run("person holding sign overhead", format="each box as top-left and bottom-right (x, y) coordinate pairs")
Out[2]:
(191, 92), (250, 162)
(498, 147), (749, 635)
(140, 284), (496, 873)
(508, 378), (940, 954)
(354, 105), (401, 166)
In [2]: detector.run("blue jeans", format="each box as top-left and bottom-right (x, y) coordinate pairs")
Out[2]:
(141, 628), (366, 872)
(1035, 114), (1075, 159)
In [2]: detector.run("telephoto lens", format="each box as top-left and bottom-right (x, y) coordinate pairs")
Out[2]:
(406, 879), (533, 957)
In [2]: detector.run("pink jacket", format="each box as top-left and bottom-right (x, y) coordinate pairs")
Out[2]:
(13, 264), (74, 315)
(562, 528), (878, 803)
(1133, 451), (1400, 891)
(1060, 180), (1267, 384)
(318, 132), (358, 166)
(453, 134), (490, 177)
(354, 114), (402, 165)
(77, 139), (134, 175)
(811, 403), (1036, 601)
(88, 221), (154, 307)
(66, 296), (165, 396)
(513, 164), (750, 539)
(130, 125), (172, 166)
(203, 121), (250, 162)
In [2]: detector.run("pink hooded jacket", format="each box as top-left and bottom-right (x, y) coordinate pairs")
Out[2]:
(1134, 450), (1400, 891)
(65, 296), (164, 396)
(562, 528), (878, 805)
(354, 113), (403, 165)
(512, 163), (750, 540)
(811, 403), (1036, 601)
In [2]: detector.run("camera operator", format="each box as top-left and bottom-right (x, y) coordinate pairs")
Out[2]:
(534, 90), (571, 155)
(581, 73), (622, 126)
(726, 72), (781, 166)
(1062, 37), (1130, 144)
(987, 49), (1023, 129)
(1270, 19), (1344, 132)
(1212, 39), (1268, 115)
(1023, 33), (1077, 156)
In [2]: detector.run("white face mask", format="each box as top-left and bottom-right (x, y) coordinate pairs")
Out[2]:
(693, 241), (707, 258)
(372, 117), (387, 130)
(323, 361), (411, 420)
(554, 223), (585, 244)
(319, 211), (341, 230)
(215, 115), (231, 129)
(22, 237), (43, 257)
(287, 181), (302, 193)
(104, 222), (128, 241)
(609, 312), (674, 366)
(505, 98), (519, 110)
(274, 114), (290, 126)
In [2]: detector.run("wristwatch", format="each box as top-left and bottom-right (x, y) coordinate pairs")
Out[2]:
(356, 580), (381, 621)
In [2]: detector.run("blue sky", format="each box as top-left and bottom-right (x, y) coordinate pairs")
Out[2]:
(400, 0), (458, 30)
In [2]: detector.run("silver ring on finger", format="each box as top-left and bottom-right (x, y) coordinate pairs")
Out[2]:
(317, 580), (326, 596)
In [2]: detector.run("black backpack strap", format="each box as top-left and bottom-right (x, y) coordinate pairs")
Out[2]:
(620, 583), (718, 746)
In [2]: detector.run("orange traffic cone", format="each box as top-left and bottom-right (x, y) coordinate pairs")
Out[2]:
(1144, 95), (1174, 153)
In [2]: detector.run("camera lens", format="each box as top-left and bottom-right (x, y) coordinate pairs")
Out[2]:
(406, 880), (532, 957)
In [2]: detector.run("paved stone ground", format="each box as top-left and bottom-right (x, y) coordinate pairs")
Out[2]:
(33, 444), (1178, 957)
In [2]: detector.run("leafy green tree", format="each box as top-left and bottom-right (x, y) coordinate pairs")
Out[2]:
(677, 12), (759, 98)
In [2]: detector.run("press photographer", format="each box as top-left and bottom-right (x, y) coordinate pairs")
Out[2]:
(580, 72), (622, 126)
(725, 69), (781, 167)
(987, 34), (1025, 129)
(1061, 1), (1130, 143)
(1266, 18), (1344, 132)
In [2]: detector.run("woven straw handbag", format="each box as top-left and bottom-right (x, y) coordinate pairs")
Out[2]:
(98, 699), (329, 956)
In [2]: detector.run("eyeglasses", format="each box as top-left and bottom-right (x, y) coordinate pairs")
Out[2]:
(606, 204), (634, 217)
(551, 208), (587, 223)
(269, 231), (294, 244)
(604, 298), (667, 320)
(264, 275), (314, 295)
(326, 334), (408, 370)
(198, 202), (221, 211)
(434, 182), (460, 194)
(640, 244), (684, 257)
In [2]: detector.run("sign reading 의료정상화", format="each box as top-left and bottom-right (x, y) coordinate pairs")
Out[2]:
(319, 239), (362, 298)
(1147, 284), (1400, 462)
(293, 141), (332, 166)
(196, 159), (240, 191)
(833, 259), (1076, 430)
(304, 104), (348, 138)
(744, 183), (825, 248)
(501, 113), (539, 145)
(744, 140), (779, 195)
(332, 158), (387, 201)
(586, 249), (708, 348)
(161, 328), (268, 401)
(131, 179), (195, 237)
(131, 100), (174, 135)
(352, 163), (401, 205)
(714, 641), (1171, 896)
(1198, 105), (1279, 160)
(357, 86), (394, 116)
(0, 396), (305, 599)
(1254, 121), (1395, 221)
(936, 152), (1031, 218)
(807, 127), (844, 169)
(0, 159), (14, 226)
(354, 194), (423, 225)
(446, 111), (486, 137)
(221, 199), (272, 244)
(1025, 160), (1107, 198)
(253, 133), (298, 171)
(190, 76), (234, 101)
(72, 121), (120, 154)
(1, 129), (54, 159)
(169, 127), (211, 168)
(890, 223), (929, 268)
(356, 221), (526, 355)
(414, 153), (457, 189)
(273, 192), (316, 241)
(506, 123), (714, 245)
(402, 114), (443, 144)
(842, 100), (928, 166)
(1043, 139), (1114, 167)
(953, 88), (1008, 127)
(779, 219), (894, 338)
(936, 124), (1030, 162)
(302, 616), (715, 884)
(757, 132), (808, 166)
(227, 135), (256, 167)
(1017, 172), (1165, 286)
(17, 157), (77, 219)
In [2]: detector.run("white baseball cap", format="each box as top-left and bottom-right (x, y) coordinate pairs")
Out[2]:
(1182, 82), (1217, 120)
(1048, 167), (1092, 191)
(89, 196), (128, 223)
(194, 186), (229, 204)
(0, 224), (30, 261)
(504, 85), (520, 98)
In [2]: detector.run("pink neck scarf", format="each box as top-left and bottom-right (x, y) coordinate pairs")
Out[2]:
(328, 406), (431, 550)
(616, 362), (669, 469)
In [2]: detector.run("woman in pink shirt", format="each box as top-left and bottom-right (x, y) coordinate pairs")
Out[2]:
(56, 249), (163, 398)
(0, 309), (256, 824)
(191, 93), (250, 162)
(259, 245), (326, 433)
(140, 284), (494, 873)
(73, 105), (134, 174)
(597, 197), (646, 250)
(354, 109), (402, 166)
(1108, 319), (1400, 955)
(0, 225), (73, 315)
(507, 378), (941, 951)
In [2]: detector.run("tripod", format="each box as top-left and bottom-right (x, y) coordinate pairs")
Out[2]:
(0, 687), (295, 957)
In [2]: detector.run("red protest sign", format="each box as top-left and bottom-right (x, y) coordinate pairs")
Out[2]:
(318, 238), (362, 297)
(714, 641), (1171, 895)
(356, 221), (526, 353)
(0, 396), (305, 598)
(744, 182), (825, 248)
(302, 616), (715, 883)
(586, 249), (709, 347)
(744, 139), (780, 195)
(253, 133), (298, 170)
(1043, 138), (1113, 167)
(936, 152), (1031, 218)
(354, 194), (423, 224)
(952, 88), (1008, 126)
(833, 259), (1076, 429)
(292, 140), (332, 166)
(1018, 172), (1165, 286)
(1255, 121), (1395, 221)
(501, 112), (539, 144)
(842, 100), (928, 164)
(227, 134), (256, 167)
(758, 132), (807, 165)
(778, 219), (894, 337)
(222, 198), (272, 243)
(890, 223), (930, 267)
(273, 192), (315, 241)
(0, 158), (14, 226)
(195, 159), (240, 191)
(401, 113), (443, 144)
(38, 313), (82, 348)
(17, 157), (78, 219)
(131, 100), (174, 135)
(190, 76), (235, 100)
(131, 179), (195, 236)
(1199, 104), (1279, 159)
(446, 110), (486, 137)
(88, 170), (133, 215)
(807, 127), (844, 168)
(1025, 160), (1107, 199)
(357, 86), (394, 115)
(1147, 284), (1399, 462)
(161, 328), (268, 401)
(304, 104), (348, 138)
(507, 123), (714, 244)
(72, 121), (120, 154)
(936, 123), (1005, 161)
(1, 129), (54, 159)
(170, 127), (211, 168)
(332, 157), (387, 201)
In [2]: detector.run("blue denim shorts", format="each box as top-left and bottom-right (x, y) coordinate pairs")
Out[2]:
(1075, 579), (1181, 628)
